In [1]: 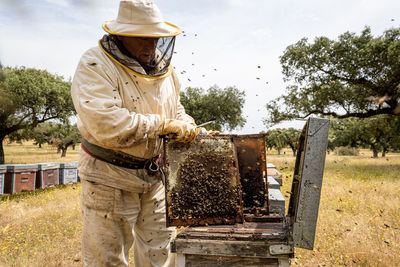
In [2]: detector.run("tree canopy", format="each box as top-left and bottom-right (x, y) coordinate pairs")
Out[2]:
(329, 115), (400, 157)
(8, 122), (81, 157)
(265, 128), (301, 156)
(180, 85), (246, 131)
(0, 66), (75, 164)
(264, 26), (400, 126)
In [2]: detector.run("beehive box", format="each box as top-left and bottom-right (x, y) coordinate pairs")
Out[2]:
(36, 163), (60, 189)
(59, 162), (78, 184)
(163, 135), (243, 226)
(0, 166), (6, 195)
(267, 168), (283, 186)
(4, 164), (39, 194)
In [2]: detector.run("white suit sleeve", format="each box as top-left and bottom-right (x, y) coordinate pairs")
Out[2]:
(71, 53), (163, 149)
(171, 69), (196, 125)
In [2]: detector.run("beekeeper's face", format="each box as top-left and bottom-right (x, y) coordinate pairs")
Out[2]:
(118, 36), (159, 64)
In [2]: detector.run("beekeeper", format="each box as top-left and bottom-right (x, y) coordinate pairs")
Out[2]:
(71, 0), (201, 266)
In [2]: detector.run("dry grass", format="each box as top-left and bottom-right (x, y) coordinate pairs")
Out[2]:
(1, 143), (399, 266)
(270, 150), (400, 266)
(0, 185), (82, 266)
(3, 142), (79, 164)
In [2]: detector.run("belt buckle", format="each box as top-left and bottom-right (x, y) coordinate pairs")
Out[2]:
(145, 158), (159, 176)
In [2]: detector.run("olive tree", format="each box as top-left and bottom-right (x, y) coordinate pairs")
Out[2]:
(0, 66), (75, 164)
(180, 85), (246, 131)
(264, 26), (400, 127)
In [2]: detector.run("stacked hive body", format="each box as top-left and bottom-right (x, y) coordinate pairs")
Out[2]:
(0, 162), (78, 195)
(266, 164), (285, 215)
(267, 167), (283, 186)
(59, 162), (78, 185)
(0, 166), (6, 195)
(36, 163), (60, 189)
(171, 117), (330, 267)
(4, 164), (39, 194)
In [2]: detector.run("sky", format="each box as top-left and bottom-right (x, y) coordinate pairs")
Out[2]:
(0, 0), (399, 134)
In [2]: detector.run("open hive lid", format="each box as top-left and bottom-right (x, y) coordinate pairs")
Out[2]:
(163, 135), (243, 226)
(288, 117), (330, 250)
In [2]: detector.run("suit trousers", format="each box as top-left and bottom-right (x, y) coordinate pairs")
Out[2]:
(80, 177), (176, 267)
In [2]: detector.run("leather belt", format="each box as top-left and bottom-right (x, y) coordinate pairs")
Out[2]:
(81, 138), (160, 173)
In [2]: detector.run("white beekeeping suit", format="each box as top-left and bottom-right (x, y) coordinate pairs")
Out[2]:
(71, 1), (200, 266)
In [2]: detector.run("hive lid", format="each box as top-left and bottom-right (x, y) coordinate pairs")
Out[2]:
(38, 162), (60, 170)
(6, 164), (39, 170)
(287, 117), (330, 250)
(59, 162), (78, 168)
(0, 165), (7, 172)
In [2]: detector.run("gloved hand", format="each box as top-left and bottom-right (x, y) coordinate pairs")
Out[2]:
(198, 127), (220, 135)
(160, 119), (202, 143)
(207, 130), (220, 135)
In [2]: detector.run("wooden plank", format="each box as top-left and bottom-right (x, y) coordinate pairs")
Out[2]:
(172, 239), (293, 258)
(177, 254), (185, 267)
(177, 222), (287, 241)
(184, 254), (281, 267)
(278, 258), (290, 267)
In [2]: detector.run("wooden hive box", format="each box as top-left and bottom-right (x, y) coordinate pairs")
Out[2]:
(59, 162), (78, 185)
(171, 117), (331, 267)
(4, 164), (39, 194)
(36, 163), (60, 189)
(0, 165), (6, 195)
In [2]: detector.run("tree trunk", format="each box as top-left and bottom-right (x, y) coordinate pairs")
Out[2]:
(292, 149), (296, 157)
(372, 148), (378, 158)
(57, 147), (61, 154)
(382, 149), (387, 157)
(61, 148), (67, 157)
(39, 143), (42, 148)
(0, 137), (5, 164)
(277, 148), (281, 155)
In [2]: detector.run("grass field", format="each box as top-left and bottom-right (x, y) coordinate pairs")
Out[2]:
(1, 143), (399, 266)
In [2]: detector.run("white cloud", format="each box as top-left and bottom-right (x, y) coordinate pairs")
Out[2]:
(249, 28), (273, 42)
(45, 0), (70, 7)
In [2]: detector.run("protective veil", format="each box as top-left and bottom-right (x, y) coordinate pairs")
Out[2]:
(100, 34), (176, 78)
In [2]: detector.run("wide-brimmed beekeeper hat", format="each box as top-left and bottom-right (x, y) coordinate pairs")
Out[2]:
(103, 0), (181, 37)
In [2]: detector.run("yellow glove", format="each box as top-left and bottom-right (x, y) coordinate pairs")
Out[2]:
(198, 127), (220, 135)
(207, 130), (221, 135)
(161, 119), (201, 143)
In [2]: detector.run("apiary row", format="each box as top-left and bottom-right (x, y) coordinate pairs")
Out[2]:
(0, 162), (79, 195)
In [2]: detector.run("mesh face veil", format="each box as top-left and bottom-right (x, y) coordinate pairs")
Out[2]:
(100, 34), (176, 78)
